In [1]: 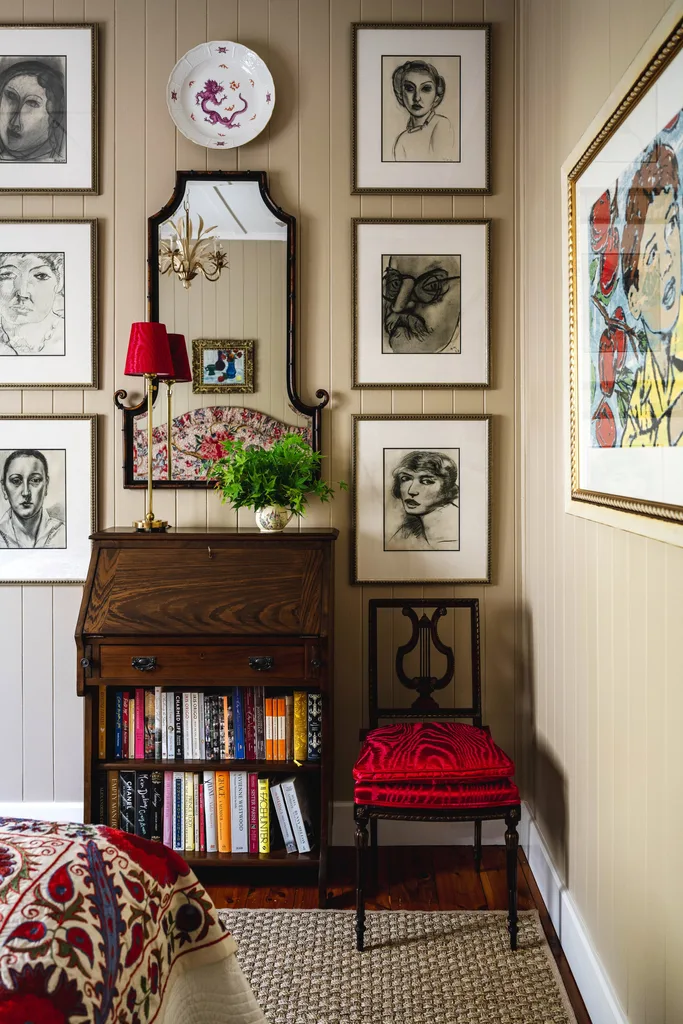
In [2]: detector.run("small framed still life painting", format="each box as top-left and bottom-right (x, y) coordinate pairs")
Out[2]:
(0, 24), (97, 193)
(352, 23), (490, 194)
(352, 414), (490, 584)
(0, 219), (97, 388)
(353, 219), (489, 387)
(567, 12), (683, 524)
(192, 339), (255, 394)
(0, 415), (96, 584)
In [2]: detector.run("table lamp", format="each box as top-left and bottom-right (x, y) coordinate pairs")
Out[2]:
(124, 321), (174, 531)
(157, 333), (192, 481)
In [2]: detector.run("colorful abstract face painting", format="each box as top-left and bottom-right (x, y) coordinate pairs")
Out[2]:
(569, 24), (683, 522)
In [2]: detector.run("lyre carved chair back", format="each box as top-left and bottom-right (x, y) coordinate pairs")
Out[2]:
(353, 598), (521, 951)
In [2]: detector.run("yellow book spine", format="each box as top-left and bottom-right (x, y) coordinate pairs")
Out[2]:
(184, 772), (195, 851)
(258, 778), (270, 853)
(215, 771), (231, 852)
(293, 691), (307, 761)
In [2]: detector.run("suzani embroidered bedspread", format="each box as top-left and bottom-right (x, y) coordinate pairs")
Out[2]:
(0, 818), (266, 1024)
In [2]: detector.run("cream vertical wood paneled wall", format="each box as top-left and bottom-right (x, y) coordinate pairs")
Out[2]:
(519, 1), (683, 1020)
(0, 2), (517, 819)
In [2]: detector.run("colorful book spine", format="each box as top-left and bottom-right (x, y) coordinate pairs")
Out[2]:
(135, 689), (145, 759)
(277, 698), (286, 761)
(244, 689), (256, 760)
(107, 770), (119, 829)
(193, 773), (200, 851)
(307, 693), (322, 761)
(226, 694), (235, 759)
(163, 772), (173, 848)
(191, 693), (200, 760)
(128, 697), (136, 759)
(174, 693), (183, 760)
(98, 685), (107, 759)
(198, 693), (206, 760)
(150, 771), (163, 842)
(204, 771), (217, 853)
(215, 771), (230, 853)
(219, 697), (226, 759)
(166, 692), (175, 761)
(258, 778), (270, 854)
(119, 770), (136, 834)
(135, 771), (151, 839)
(265, 698), (274, 760)
(212, 695), (221, 760)
(96, 773), (107, 825)
(114, 692), (123, 759)
(230, 771), (248, 853)
(154, 686), (163, 760)
(254, 686), (266, 760)
(173, 772), (184, 851)
(233, 688), (245, 759)
(204, 695), (213, 761)
(122, 692), (130, 760)
(144, 690), (155, 759)
(161, 689), (167, 760)
(248, 772), (259, 854)
(198, 781), (206, 852)
(293, 691), (307, 761)
(270, 782), (296, 854)
(281, 776), (313, 853)
(285, 695), (294, 761)
(184, 771), (195, 851)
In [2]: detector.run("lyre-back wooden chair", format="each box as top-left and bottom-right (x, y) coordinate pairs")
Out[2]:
(353, 598), (521, 951)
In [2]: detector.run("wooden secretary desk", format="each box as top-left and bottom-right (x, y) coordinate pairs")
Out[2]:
(76, 527), (337, 904)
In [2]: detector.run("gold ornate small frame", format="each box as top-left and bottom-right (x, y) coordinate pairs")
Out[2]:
(192, 339), (255, 394)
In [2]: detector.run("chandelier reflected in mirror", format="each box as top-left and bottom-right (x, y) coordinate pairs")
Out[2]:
(158, 198), (229, 289)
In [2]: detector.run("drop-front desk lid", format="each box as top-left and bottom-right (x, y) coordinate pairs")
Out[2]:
(78, 527), (338, 638)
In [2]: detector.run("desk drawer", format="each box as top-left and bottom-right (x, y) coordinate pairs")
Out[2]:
(98, 644), (311, 682)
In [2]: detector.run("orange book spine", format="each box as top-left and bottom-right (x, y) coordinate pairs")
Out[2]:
(265, 698), (274, 760)
(215, 771), (231, 852)
(277, 698), (286, 761)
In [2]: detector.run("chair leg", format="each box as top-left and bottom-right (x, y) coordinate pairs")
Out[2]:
(370, 816), (379, 892)
(354, 805), (369, 952)
(505, 807), (520, 951)
(473, 820), (482, 874)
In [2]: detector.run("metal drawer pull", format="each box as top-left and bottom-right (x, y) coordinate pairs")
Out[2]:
(248, 656), (274, 672)
(132, 656), (157, 672)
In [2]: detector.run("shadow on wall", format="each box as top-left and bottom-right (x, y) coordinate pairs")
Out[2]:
(516, 604), (569, 884)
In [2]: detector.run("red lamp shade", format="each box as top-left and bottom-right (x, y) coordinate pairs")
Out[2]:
(162, 333), (192, 383)
(124, 322), (174, 377)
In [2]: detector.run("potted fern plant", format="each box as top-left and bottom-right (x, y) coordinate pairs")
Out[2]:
(207, 433), (346, 531)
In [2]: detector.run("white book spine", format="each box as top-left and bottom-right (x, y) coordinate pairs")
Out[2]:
(282, 778), (310, 853)
(161, 689), (167, 761)
(193, 772), (200, 850)
(270, 782), (297, 854)
(166, 692), (175, 761)
(173, 771), (184, 851)
(154, 686), (163, 760)
(182, 694), (192, 759)
(198, 692), (206, 760)
(230, 771), (248, 853)
(191, 692), (200, 759)
(203, 771), (217, 853)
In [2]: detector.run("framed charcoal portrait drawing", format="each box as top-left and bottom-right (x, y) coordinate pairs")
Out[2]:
(567, 11), (683, 525)
(0, 25), (97, 193)
(353, 219), (489, 388)
(353, 414), (491, 584)
(0, 415), (96, 584)
(352, 23), (490, 194)
(0, 219), (96, 388)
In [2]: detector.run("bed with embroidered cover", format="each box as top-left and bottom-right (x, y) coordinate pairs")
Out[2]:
(0, 817), (266, 1024)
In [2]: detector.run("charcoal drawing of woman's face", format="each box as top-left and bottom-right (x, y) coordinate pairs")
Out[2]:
(396, 466), (445, 516)
(401, 71), (438, 121)
(0, 253), (62, 326)
(383, 254), (461, 354)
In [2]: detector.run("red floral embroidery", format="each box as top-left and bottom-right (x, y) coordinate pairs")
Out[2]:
(0, 847), (16, 880)
(124, 922), (144, 969)
(7, 921), (46, 943)
(47, 865), (74, 904)
(100, 829), (189, 886)
(0, 963), (86, 1023)
(65, 928), (94, 966)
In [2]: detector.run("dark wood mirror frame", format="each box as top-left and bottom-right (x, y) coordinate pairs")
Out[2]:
(115, 170), (329, 489)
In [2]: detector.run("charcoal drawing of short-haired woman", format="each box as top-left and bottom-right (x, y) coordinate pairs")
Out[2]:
(0, 58), (66, 163)
(391, 60), (456, 162)
(387, 449), (459, 550)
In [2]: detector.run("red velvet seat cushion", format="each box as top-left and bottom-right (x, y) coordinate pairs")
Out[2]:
(354, 777), (520, 809)
(353, 722), (514, 783)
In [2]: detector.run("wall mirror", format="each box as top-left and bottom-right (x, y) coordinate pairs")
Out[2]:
(116, 170), (328, 488)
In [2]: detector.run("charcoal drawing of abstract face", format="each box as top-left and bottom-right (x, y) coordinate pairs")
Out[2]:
(0, 448), (66, 549)
(382, 56), (460, 163)
(382, 254), (461, 354)
(384, 448), (460, 551)
(0, 252), (65, 355)
(0, 57), (66, 163)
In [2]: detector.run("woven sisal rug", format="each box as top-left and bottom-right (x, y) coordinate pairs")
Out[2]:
(218, 908), (578, 1024)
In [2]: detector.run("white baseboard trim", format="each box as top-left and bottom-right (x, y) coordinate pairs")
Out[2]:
(0, 802), (83, 823)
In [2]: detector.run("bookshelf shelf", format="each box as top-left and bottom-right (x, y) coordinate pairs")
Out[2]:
(98, 760), (321, 773)
(183, 850), (320, 868)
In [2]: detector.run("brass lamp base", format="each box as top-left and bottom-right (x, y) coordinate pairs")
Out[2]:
(133, 512), (169, 532)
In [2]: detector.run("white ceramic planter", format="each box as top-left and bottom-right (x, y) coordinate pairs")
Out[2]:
(254, 505), (293, 532)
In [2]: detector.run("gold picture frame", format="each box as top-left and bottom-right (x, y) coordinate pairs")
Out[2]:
(192, 339), (255, 394)
(567, 13), (683, 524)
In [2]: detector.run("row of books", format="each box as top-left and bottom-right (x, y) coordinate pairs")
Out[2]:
(102, 687), (322, 764)
(99, 769), (315, 855)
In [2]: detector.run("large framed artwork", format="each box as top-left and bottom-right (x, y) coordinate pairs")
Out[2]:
(352, 414), (491, 584)
(0, 415), (96, 584)
(0, 24), (97, 193)
(353, 219), (489, 387)
(352, 23), (490, 194)
(0, 219), (97, 388)
(568, 14), (683, 523)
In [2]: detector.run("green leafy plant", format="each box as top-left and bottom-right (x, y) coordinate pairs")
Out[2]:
(208, 433), (347, 515)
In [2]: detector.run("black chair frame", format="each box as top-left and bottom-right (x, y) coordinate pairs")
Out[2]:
(354, 598), (520, 951)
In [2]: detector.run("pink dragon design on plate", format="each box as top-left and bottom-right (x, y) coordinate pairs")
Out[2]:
(195, 79), (248, 129)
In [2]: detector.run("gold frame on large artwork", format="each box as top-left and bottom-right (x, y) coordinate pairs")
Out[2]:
(567, 15), (683, 524)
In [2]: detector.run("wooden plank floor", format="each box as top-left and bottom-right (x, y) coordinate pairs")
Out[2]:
(206, 845), (591, 1024)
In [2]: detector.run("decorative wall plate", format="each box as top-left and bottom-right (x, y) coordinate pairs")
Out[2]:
(167, 41), (275, 150)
